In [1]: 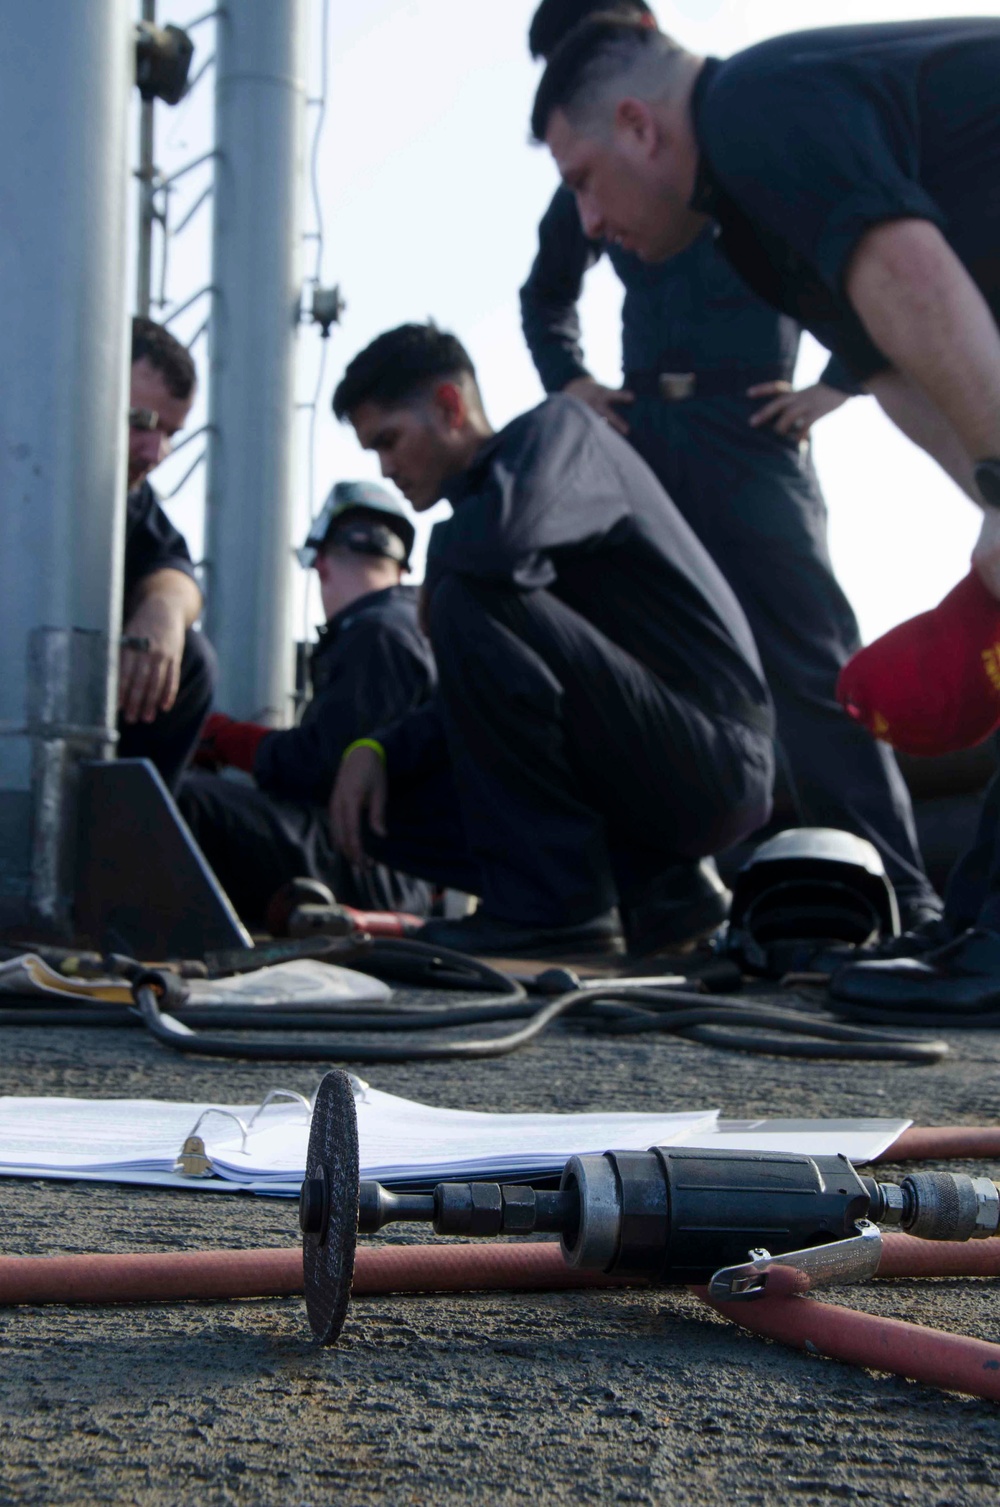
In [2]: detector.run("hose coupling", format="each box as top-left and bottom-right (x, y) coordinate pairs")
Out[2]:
(899, 1171), (1000, 1241)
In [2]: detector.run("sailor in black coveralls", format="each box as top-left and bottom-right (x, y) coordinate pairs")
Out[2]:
(178, 484), (436, 927)
(328, 324), (774, 959)
(122, 318), (216, 792)
(521, 0), (936, 930)
(531, 15), (1000, 994)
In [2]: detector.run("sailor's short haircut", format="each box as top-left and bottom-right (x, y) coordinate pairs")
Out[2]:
(531, 16), (682, 143)
(333, 323), (478, 420)
(131, 316), (197, 400)
(528, 0), (653, 63)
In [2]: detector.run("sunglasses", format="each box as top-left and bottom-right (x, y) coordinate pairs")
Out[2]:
(128, 407), (161, 432)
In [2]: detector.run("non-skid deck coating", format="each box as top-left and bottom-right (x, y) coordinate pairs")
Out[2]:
(1, 996), (999, 1506)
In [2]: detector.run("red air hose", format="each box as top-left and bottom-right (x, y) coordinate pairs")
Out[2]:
(693, 1285), (1000, 1403)
(878, 1125), (1000, 1161)
(2, 1237), (1000, 1400)
(1, 1230), (999, 1307)
(0, 1242), (617, 1307)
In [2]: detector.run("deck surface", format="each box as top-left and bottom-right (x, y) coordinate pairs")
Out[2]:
(1, 986), (999, 1505)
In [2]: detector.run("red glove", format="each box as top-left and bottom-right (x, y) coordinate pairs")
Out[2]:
(837, 570), (1000, 757)
(195, 712), (272, 774)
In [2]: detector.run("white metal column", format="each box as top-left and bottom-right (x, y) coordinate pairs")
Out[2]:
(0, 0), (133, 931)
(205, 0), (308, 723)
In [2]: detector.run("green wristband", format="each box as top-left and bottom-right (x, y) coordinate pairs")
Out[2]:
(342, 737), (386, 767)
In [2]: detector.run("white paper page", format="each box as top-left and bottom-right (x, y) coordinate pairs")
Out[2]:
(356, 1090), (718, 1180)
(207, 1089), (719, 1182)
(676, 1117), (912, 1163)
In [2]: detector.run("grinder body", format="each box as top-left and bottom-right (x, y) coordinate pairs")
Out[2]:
(559, 1147), (871, 1281)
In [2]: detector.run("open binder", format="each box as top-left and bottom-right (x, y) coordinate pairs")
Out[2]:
(0, 1080), (910, 1197)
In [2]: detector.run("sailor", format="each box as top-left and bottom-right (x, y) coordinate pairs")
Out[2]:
(177, 483), (436, 926)
(328, 323), (774, 959)
(122, 318), (216, 791)
(531, 15), (1000, 997)
(521, 0), (936, 934)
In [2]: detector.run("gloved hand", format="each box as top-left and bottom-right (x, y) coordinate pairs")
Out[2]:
(194, 712), (271, 774)
(837, 570), (1000, 756)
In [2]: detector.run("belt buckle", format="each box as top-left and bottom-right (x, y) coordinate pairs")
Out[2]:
(658, 371), (696, 402)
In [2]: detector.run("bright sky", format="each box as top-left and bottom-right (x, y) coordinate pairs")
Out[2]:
(146, 0), (995, 649)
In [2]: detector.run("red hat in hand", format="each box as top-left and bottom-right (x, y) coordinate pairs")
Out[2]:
(837, 569), (1000, 757)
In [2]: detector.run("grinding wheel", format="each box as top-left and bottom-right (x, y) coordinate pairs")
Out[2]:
(301, 1070), (360, 1343)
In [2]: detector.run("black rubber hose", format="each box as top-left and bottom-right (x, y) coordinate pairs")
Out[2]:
(132, 974), (948, 1064)
(573, 991), (949, 1061)
(0, 1008), (136, 1028)
(135, 981), (574, 1062)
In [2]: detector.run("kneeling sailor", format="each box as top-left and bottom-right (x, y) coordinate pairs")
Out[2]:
(329, 323), (775, 958)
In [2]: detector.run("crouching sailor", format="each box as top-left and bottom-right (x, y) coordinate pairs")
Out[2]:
(329, 323), (775, 958)
(178, 483), (436, 927)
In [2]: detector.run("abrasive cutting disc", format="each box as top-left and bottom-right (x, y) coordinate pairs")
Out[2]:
(302, 1070), (360, 1343)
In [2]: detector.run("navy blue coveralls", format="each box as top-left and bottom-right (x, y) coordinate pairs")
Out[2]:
(521, 191), (932, 913)
(178, 584), (436, 925)
(121, 481), (216, 792)
(685, 18), (1000, 932)
(362, 396), (775, 929)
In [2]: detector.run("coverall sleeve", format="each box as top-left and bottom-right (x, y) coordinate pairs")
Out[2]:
(427, 405), (631, 594)
(519, 187), (602, 394)
(253, 622), (433, 805)
(376, 699), (449, 783)
(819, 352), (863, 395)
(699, 70), (945, 299)
(124, 484), (198, 602)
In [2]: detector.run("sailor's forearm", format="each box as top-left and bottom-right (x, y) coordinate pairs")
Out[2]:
(127, 567), (203, 629)
(847, 219), (1000, 480)
(867, 369), (979, 501)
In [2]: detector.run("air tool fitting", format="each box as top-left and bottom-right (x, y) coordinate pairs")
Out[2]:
(871, 1170), (1000, 1241)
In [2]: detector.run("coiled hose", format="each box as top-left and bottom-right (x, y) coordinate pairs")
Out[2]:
(127, 944), (949, 1063)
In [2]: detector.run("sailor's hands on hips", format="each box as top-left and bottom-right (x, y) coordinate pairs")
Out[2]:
(972, 509), (1000, 600)
(748, 380), (848, 438)
(563, 377), (635, 436)
(330, 746), (388, 864)
(119, 595), (186, 724)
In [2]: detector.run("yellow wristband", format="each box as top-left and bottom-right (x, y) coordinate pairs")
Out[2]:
(342, 737), (386, 767)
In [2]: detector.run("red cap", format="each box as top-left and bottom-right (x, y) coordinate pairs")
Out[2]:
(837, 570), (1000, 757)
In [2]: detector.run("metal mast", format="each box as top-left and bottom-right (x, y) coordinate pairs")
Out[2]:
(205, 0), (308, 724)
(0, 0), (132, 934)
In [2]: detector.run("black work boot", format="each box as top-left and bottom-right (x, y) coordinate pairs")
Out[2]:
(416, 909), (625, 960)
(830, 926), (1000, 1021)
(622, 859), (731, 959)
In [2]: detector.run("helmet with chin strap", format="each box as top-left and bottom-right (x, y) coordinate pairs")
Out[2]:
(298, 481), (416, 570)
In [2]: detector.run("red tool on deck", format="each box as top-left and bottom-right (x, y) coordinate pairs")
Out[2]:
(263, 877), (424, 941)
